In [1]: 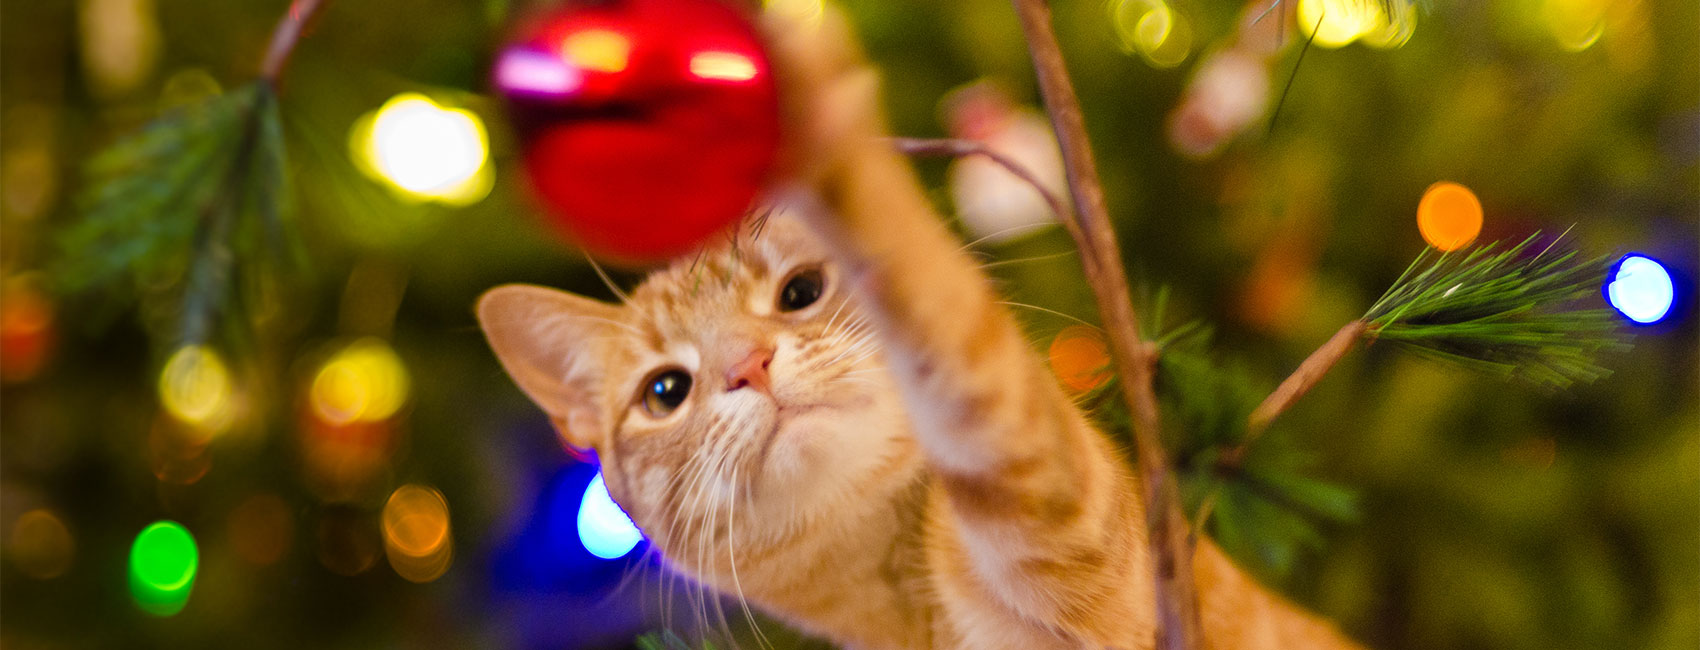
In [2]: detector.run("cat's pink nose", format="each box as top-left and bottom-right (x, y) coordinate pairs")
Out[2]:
(725, 347), (775, 396)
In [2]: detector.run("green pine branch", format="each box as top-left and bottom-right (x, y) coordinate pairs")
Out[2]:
(1364, 232), (1629, 389)
(57, 82), (300, 346)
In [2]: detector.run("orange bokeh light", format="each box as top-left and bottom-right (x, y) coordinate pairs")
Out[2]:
(1416, 181), (1483, 252)
(1048, 325), (1112, 393)
(382, 484), (452, 583)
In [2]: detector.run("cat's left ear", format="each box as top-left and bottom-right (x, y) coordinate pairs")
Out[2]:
(476, 284), (625, 450)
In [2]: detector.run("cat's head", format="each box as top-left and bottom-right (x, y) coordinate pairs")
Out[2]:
(476, 214), (918, 575)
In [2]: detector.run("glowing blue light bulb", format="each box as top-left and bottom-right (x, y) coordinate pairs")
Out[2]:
(1607, 255), (1676, 324)
(577, 472), (642, 559)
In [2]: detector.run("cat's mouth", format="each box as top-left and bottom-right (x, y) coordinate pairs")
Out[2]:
(749, 400), (831, 486)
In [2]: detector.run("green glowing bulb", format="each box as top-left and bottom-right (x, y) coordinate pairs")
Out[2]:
(129, 521), (198, 616)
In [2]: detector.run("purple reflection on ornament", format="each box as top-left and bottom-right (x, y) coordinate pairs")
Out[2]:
(496, 49), (583, 97)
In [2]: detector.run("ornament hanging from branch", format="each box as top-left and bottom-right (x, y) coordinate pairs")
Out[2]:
(494, 0), (781, 263)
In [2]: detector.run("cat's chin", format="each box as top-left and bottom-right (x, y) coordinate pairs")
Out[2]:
(747, 390), (916, 524)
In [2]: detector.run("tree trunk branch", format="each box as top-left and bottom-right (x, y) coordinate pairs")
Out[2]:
(1007, 1), (1201, 649)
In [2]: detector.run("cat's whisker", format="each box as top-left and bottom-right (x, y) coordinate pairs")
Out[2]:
(978, 249), (1078, 270)
(996, 300), (1098, 328)
(955, 221), (1058, 252)
(582, 253), (630, 302)
(726, 465), (776, 650)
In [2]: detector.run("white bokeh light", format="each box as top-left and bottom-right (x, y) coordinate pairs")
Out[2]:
(577, 472), (642, 560)
(1608, 255), (1676, 325)
(352, 93), (491, 206)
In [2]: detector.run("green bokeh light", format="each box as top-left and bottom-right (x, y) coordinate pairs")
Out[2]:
(128, 521), (198, 617)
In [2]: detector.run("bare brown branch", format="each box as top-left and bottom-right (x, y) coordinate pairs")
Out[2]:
(1227, 320), (1368, 467)
(888, 137), (1070, 228)
(1007, 1), (1201, 648)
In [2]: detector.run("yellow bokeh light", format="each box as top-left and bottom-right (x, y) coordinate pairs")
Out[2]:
(689, 52), (759, 82)
(1297, 0), (1385, 48)
(11, 509), (74, 580)
(1112, 0), (1192, 68)
(1542, 0), (1607, 51)
(350, 93), (492, 207)
(382, 484), (452, 583)
(1361, 1), (1418, 50)
(562, 29), (631, 74)
(310, 338), (410, 426)
(158, 344), (234, 434)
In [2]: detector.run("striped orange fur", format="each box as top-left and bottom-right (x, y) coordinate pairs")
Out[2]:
(475, 3), (1363, 648)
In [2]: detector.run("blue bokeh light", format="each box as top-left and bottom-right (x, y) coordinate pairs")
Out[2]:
(1607, 254), (1676, 324)
(577, 472), (642, 559)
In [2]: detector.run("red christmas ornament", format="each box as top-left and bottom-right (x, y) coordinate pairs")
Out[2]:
(495, 0), (780, 262)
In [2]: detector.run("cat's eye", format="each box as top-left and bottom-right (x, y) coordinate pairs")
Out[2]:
(778, 268), (825, 312)
(640, 369), (692, 417)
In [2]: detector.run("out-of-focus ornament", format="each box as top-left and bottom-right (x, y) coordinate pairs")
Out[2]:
(495, 0), (780, 262)
(1167, 48), (1271, 159)
(1416, 181), (1483, 252)
(943, 82), (1067, 244)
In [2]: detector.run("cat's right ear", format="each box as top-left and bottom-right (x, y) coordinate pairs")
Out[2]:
(476, 284), (625, 450)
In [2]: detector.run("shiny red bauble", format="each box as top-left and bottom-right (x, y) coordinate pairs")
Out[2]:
(495, 0), (780, 262)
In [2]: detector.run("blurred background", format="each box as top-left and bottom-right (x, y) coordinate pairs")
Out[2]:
(1, 0), (1696, 648)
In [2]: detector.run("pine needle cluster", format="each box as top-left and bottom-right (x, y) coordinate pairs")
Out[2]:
(57, 82), (298, 346)
(1364, 233), (1629, 389)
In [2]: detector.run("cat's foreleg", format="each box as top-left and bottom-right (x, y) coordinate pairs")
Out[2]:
(765, 9), (1152, 636)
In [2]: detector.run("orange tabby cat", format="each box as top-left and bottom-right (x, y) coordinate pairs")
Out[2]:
(476, 4), (1363, 648)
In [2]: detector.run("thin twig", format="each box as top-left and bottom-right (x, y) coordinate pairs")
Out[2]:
(889, 137), (1071, 224)
(1267, 9), (1323, 135)
(1008, 1), (1201, 648)
(262, 0), (331, 82)
(1227, 320), (1368, 466)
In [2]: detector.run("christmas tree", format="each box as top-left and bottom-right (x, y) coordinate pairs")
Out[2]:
(2, 0), (1695, 649)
